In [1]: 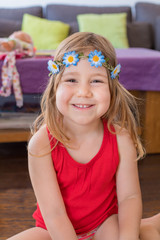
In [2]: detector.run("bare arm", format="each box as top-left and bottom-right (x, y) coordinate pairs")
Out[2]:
(28, 125), (78, 240)
(116, 128), (142, 240)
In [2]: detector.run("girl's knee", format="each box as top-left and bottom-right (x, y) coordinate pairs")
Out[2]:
(6, 227), (51, 240)
(140, 222), (160, 240)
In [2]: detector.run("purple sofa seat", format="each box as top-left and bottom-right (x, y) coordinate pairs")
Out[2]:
(0, 48), (160, 94)
(116, 48), (160, 91)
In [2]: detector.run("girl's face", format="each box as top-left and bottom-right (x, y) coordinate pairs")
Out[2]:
(56, 57), (111, 127)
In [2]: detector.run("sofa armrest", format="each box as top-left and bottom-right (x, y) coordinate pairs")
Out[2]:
(155, 16), (160, 51)
(127, 22), (153, 48)
(135, 2), (160, 49)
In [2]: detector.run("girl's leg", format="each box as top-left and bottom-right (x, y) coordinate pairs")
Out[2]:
(93, 214), (119, 240)
(6, 227), (52, 240)
(140, 213), (160, 240)
(92, 213), (160, 240)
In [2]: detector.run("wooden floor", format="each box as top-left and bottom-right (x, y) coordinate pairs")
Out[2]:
(0, 142), (160, 240)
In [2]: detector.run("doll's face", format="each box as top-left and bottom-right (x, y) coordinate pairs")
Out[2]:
(10, 31), (33, 44)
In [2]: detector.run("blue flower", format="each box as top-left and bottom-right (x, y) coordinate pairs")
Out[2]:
(88, 50), (105, 68)
(63, 51), (79, 67)
(48, 60), (59, 74)
(111, 64), (121, 79)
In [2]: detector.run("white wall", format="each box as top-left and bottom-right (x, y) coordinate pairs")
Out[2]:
(0, 0), (159, 8)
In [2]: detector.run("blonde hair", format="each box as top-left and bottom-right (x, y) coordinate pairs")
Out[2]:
(32, 32), (144, 159)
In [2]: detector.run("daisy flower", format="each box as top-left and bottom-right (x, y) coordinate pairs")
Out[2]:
(111, 64), (121, 79)
(63, 51), (79, 67)
(47, 60), (59, 74)
(88, 50), (105, 68)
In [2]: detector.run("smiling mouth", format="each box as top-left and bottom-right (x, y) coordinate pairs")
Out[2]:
(73, 104), (94, 109)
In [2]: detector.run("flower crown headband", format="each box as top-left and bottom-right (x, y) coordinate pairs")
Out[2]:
(47, 50), (121, 80)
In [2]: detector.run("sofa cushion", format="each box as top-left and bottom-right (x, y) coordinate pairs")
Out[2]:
(127, 22), (152, 48)
(45, 4), (132, 23)
(155, 16), (160, 51)
(77, 13), (129, 49)
(22, 14), (70, 50)
(0, 6), (43, 38)
(0, 6), (43, 21)
(0, 19), (21, 37)
(136, 2), (160, 25)
(135, 2), (160, 48)
(69, 22), (79, 35)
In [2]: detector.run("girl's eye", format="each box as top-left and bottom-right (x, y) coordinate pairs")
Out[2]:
(92, 80), (103, 83)
(66, 79), (76, 83)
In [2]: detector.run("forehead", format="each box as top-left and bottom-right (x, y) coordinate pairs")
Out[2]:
(62, 57), (108, 77)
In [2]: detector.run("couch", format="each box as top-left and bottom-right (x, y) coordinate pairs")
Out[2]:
(0, 3), (157, 94)
(0, 3), (160, 153)
(0, 4), (153, 49)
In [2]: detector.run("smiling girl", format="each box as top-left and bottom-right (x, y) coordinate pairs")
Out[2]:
(7, 32), (160, 240)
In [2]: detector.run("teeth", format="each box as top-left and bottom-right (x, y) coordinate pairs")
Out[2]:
(75, 104), (90, 108)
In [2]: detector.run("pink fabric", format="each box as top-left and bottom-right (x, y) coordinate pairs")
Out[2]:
(0, 40), (34, 107)
(0, 51), (23, 107)
(77, 226), (99, 239)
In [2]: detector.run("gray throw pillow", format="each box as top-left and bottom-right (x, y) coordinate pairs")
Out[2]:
(69, 22), (79, 35)
(127, 22), (153, 48)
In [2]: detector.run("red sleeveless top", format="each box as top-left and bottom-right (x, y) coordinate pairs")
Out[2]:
(33, 121), (119, 234)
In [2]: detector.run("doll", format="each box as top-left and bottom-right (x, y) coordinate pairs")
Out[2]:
(0, 31), (34, 55)
(0, 31), (34, 107)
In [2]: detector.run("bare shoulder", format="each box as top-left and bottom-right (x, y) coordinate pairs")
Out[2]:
(114, 124), (133, 144)
(28, 124), (51, 156)
(114, 124), (137, 160)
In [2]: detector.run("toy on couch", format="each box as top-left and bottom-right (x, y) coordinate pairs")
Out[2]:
(0, 31), (35, 108)
(0, 31), (34, 56)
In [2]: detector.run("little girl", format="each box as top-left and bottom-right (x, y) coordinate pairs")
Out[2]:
(7, 32), (160, 240)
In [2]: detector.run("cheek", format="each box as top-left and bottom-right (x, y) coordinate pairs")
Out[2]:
(102, 93), (111, 113)
(56, 85), (70, 111)
(97, 87), (111, 107)
(97, 88), (111, 116)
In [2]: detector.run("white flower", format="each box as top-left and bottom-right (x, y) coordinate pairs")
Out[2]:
(47, 60), (59, 74)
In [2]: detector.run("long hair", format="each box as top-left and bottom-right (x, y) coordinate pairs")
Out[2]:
(32, 32), (144, 159)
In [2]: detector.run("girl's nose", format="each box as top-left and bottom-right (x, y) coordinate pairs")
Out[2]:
(76, 83), (92, 98)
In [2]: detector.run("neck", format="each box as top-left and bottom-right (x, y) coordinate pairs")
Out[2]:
(63, 119), (103, 145)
